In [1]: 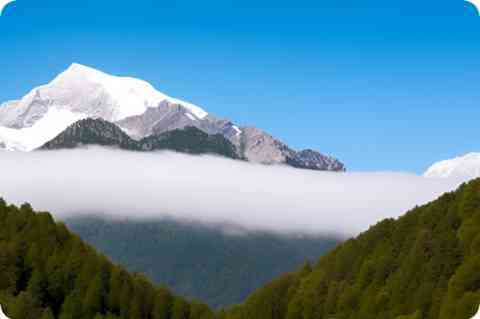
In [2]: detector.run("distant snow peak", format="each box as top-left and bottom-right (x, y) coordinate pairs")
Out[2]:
(0, 63), (345, 172)
(424, 152), (480, 180)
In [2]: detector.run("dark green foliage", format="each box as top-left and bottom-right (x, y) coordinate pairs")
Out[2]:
(0, 200), (212, 319)
(140, 126), (238, 158)
(145, 125), (239, 159)
(40, 118), (139, 150)
(66, 217), (339, 308)
(223, 179), (480, 319)
(40, 119), (239, 159)
(6, 179), (480, 318)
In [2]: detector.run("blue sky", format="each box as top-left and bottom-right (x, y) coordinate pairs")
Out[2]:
(0, 0), (479, 172)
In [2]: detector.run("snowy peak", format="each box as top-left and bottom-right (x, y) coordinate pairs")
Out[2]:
(50, 63), (208, 121)
(55, 63), (110, 81)
(0, 63), (345, 172)
(0, 63), (208, 127)
(49, 63), (167, 121)
(0, 63), (209, 150)
(424, 153), (480, 180)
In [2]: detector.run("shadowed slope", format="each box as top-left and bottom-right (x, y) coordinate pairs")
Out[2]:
(0, 199), (215, 319)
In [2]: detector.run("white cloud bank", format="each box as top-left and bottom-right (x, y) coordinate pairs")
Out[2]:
(0, 148), (463, 236)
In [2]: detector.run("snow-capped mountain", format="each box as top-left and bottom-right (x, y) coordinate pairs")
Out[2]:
(424, 153), (480, 180)
(0, 63), (207, 151)
(0, 63), (345, 171)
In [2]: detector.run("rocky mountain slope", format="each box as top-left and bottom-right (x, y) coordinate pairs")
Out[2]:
(0, 63), (345, 171)
(40, 118), (239, 159)
(286, 149), (346, 171)
(41, 118), (139, 150)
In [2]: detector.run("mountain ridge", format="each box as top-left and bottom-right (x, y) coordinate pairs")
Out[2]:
(0, 63), (345, 171)
(40, 118), (240, 159)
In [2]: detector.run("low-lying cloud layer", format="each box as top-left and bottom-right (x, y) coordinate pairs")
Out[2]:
(0, 148), (462, 236)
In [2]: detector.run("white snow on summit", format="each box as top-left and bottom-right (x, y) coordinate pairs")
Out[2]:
(424, 152), (480, 181)
(50, 63), (208, 121)
(0, 63), (208, 151)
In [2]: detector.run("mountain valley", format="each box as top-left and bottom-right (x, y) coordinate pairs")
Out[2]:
(66, 216), (339, 308)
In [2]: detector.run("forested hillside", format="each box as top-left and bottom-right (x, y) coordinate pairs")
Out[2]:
(67, 217), (339, 308)
(222, 179), (480, 319)
(4, 180), (480, 319)
(40, 118), (240, 160)
(0, 200), (215, 319)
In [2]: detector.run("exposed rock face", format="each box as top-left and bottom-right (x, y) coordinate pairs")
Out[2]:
(115, 101), (240, 141)
(232, 126), (296, 165)
(115, 105), (345, 171)
(287, 149), (346, 172)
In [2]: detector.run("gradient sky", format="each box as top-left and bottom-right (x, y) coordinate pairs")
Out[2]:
(0, 0), (479, 172)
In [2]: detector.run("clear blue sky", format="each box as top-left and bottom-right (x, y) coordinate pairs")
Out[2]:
(0, 0), (479, 172)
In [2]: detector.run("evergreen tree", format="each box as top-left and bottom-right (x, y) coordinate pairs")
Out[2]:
(0, 200), (217, 319)
(223, 179), (480, 319)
